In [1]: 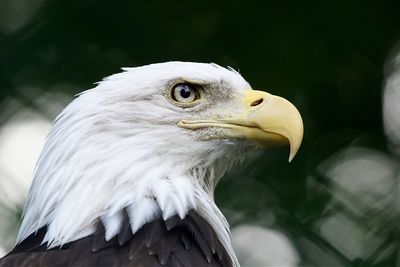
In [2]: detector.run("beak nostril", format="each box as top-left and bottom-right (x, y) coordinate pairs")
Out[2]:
(250, 98), (264, 107)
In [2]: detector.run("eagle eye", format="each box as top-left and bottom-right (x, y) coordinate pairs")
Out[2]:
(171, 83), (200, 104)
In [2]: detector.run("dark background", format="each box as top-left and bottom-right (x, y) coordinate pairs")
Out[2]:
(1, 0), (400, 266)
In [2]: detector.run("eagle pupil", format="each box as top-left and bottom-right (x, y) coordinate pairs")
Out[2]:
(180, 86), (191, 98)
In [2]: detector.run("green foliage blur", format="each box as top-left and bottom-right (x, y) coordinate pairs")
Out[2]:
(1, 0), (400, 266)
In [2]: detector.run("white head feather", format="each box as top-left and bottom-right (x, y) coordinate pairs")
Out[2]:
(17, 62), (252, 266)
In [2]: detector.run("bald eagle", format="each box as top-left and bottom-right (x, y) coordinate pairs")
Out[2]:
(0, 62), (303, 267)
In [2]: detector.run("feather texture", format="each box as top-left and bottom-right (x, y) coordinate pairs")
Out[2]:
(0, 210), (233, 267)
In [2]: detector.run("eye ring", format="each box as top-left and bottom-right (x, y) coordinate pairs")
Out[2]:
(171, 83), (200, 104)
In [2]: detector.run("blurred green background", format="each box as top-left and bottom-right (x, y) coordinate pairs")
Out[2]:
(1, 0), (400, 266)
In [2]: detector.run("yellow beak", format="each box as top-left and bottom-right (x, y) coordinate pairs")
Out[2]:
(178, 90), (304, 162)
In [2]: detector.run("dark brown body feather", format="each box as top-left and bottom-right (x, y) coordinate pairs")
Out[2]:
(0, 210), (233, 267)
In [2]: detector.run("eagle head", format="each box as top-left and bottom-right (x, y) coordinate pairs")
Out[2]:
(16, 62), (303, 265)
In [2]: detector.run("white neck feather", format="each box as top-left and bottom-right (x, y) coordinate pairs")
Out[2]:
(17, 99), (244, 267)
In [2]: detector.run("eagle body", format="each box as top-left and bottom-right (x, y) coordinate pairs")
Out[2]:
(1, 211), (232, 267)
(0, 62), (303, 267)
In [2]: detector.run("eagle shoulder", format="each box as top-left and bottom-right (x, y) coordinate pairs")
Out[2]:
(0, 210), (233, 267)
